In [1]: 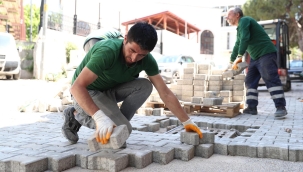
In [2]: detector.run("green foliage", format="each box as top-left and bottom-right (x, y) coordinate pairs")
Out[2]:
(65, 42), (78, 63)
(24, 5), (40, 41)
(0, 0), (3, 5)
(290, 46), (303, 60)
(48, 12), (63, 30)
(242, 0), (303, 49)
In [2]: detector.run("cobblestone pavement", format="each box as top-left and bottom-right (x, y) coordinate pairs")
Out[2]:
(0, 80), (303, 171)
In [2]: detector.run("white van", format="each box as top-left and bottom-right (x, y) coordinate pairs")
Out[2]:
(0, 32), (21, 79)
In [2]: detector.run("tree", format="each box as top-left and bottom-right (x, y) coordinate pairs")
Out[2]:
(242, 0), (303, 51)
(24, 5), (40, 41)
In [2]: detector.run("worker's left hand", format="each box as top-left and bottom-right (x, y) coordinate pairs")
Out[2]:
(232, 57), (242, 70)
(182, 119), (203, 138)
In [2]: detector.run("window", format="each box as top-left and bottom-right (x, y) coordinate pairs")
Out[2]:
(200, 30), (214, 54)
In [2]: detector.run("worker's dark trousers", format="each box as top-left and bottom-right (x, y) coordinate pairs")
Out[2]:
(72, 78), (153, 134)
(245, 52), (286, 108)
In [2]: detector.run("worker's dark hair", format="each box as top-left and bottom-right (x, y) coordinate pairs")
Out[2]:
(233, 7), (244, 17)
(126, 22), (158, 51)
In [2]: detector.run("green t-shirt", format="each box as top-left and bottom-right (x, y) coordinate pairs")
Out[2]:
(230, 16), (277, 61)
(72, 39), (159, 91)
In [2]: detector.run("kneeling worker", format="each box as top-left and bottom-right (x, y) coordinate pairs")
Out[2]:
(61, 22), (203, 145)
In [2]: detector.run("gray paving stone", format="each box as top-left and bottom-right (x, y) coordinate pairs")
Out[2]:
(87, 151), (128, 172)
(0, 146), (23, 153)
(65, 149), (103, 169)
(214, 140), (230, 155)
(289, 145), (303, 162)
(180, 132), (199, 145)
(35, 152), (76, 172)
(199, 130), (215, 144)
(143, 146), (174, 165)
(87, 125), (130, 151)
(116, 149), (152, 169)
(0, 155), (48, 172)
(146, 123), (160, 132)
(246, 142), (259, 158)
(195, 144), (214, 158)
(163, 143), (194, 161)
(160, 119), (170, 128)
(228, 142), (248, 156)
(9, 148), (50, 156)
(41, 145), (75, 153)
(257, 143), (288, 161)
(0, 152), (18, 160)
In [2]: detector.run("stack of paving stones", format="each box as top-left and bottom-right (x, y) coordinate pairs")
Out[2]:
(180, 65), (195, 102)
(232, 74), (246, 102)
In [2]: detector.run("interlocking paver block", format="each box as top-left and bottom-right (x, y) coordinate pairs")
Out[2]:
(228, 142), (248, 156)
(87, 151), (128, 172)
(203, 97), (224, 106)
(214, 140), (230, 155)
(0, 155), (48, 172)
(180, 132), (199, 145)
(144, 146), (174, 165)
(199, 130), (215, 144)
(87, 125), (129, 151)
(152, 108), (164, 116)
(195, 144), (214, 158)
(160, 119), (170, 128)
(257, 143), (288, 160)
(116, 149), (152, 169)
(35, 152), (76, 172)
(246, 142), (258, 158)
(146, 123), (160, 132)
(163, 143), (194, 161)
(289, 145), (303, 162)
(191, 97), (203, 104)
(65, 149), (102, 169)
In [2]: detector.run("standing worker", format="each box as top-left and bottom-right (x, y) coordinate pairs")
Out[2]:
(61, 22), (203, 145)
(225, 7), (287, 118)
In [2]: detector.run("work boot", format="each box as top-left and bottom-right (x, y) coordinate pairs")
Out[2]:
(62, 107), (81, 144)
(274, 106), (287, 118)
(243, 107), (258, 115)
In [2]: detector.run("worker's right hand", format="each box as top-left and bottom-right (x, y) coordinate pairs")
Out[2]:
(232, 56), (242, 70)
(92, 110), (116, 144)
(182, 119), (203, 138)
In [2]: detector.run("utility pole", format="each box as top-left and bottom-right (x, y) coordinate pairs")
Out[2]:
(40, 0), (48, 80)
(73, 0), (77, 34)
(30, 0), (32, 42)
(97, 2), (101, 29)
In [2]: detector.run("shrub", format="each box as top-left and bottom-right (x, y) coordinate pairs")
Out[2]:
(65, 42), (78, 63)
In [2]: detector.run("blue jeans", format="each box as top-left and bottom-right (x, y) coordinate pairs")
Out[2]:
(245, 52), (286, 108)
(73, 78), (153, 133)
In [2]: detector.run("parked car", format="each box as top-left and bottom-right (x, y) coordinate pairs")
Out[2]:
(138, 52), (162, 78)
(157, 55), (195, 83)
(0, 32), (21, 80)
(288, 60), (303, 80)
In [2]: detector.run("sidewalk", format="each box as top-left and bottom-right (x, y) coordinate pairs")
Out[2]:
(0, 81), (303, 172)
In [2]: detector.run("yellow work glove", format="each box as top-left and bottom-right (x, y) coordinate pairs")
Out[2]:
(232, 56), (243, 70)
(92, 110), (116, 144)
(182, 119), (203, 138)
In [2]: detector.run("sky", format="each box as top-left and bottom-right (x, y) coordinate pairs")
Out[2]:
(23, 0), (247, 10)
(22, 0), (246, 30)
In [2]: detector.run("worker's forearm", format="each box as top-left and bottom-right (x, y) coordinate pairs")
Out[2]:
(160, 90), (189, 122)
(70, 85), (99, 116)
